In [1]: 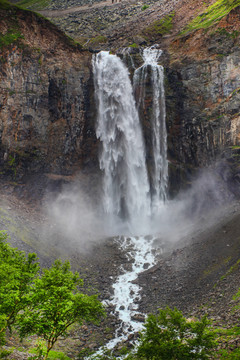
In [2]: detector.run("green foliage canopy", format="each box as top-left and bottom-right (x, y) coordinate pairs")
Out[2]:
(129, 307), (216, 360)
(0, 231), (39, 343)
(0, 232), (105, 359)
(17, 259), (105, 359)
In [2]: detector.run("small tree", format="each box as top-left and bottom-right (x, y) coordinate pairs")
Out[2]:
(129, 307), (216, 360)
(0, 231), (39, 343)
(18, 259), (105, 360)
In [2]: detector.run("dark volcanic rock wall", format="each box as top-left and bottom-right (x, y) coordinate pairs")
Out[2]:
(167, 54), (240, 167)
(166, 21), (240, 195)
(1, 3), (240, 199)
(0, 7), (97, 180)
(126, 30), (240, 196)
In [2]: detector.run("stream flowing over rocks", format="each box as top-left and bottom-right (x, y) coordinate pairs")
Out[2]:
(89, 48), (169, 349)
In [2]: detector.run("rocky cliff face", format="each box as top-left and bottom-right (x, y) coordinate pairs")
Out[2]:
(1, 1), (240, 199)
(125, 4), (240, 197)
(0, 5), (97, 184)
(165, 7), (240, 195)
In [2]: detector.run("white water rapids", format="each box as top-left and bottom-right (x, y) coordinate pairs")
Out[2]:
(105, 235), (162, 350)
(92, 47), (167, 353)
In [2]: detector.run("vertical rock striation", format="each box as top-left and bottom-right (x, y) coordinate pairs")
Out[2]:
(0, 6), (97, 181)
(165, 19), (240, 195)
(1, 3), (240, 199)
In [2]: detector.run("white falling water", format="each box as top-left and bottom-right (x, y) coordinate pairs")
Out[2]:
(92, 51), (151, 234)
(92, 48), (168, 354)
(134, 46), (168, 211)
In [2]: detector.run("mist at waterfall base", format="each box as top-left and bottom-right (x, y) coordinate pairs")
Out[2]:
(44, 168), (233, 252)
(44, 48), (234, 250)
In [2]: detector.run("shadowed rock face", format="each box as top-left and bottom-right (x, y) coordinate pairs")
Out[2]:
(127, 46), (240, 196)
(165, 27), (240, 195)
(0, 6), (98, 181)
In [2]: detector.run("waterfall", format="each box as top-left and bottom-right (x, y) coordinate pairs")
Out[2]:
(91, 48), (169, 354)
(134, 47), (168, 210)
(92, 48), (168, 233)
(92, 51), (151, 233)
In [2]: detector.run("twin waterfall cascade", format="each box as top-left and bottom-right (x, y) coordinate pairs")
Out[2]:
(93, 47), (168, 234)
(134, 47), (168, 209)
(92, 47), (168, 351)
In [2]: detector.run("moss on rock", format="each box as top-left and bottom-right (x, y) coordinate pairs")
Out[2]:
(182, 0), (240, 35)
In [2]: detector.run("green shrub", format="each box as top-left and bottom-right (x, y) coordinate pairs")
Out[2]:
(18, 259), (105, 360)
(0, 233), (105, 360)
(141, 4), (149, 11)
(0, 30), (24, 49)
(0, 231), (39, 344)
(128, 307), (216, 360)
(129, 43), (138, 48)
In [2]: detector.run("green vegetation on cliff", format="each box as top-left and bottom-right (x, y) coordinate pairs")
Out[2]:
(15, 0), (50, 11)
(142, 11), (175, 39)
(182, 0), (240, 34)
(89, 35), (108, 46)
(0, 0), (12, 9)
(0, 1), (24, 50)
(0, 29), (24, 49)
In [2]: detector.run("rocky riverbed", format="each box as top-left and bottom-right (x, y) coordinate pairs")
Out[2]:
(1, 172), (240, 357)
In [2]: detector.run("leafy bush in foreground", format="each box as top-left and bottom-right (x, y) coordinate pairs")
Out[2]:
(128, 307), (216, 360)
(0, 231), (39, 343)
(0, 231), (105, 360)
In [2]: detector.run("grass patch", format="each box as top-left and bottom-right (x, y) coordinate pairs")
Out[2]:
(143, 11), (175, 38)
(0, 1), (24, 49)
(0, 0), (12, 10)
(128, 42), (138, 48)
(217, 347), (240, 359)
(89, 35), (107, 45)
(0, 29), (24, 49)
(219, 258), (240, 281)
(29, 346), (71, 360)
(15, 0), (50, 10)
(182, 0), (240, 34)
(215, 27), (240, 38)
